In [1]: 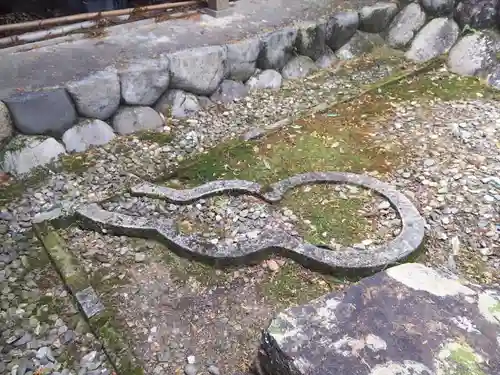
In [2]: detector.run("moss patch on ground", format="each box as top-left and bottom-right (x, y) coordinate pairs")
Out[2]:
(59, 153), (96, 174)
(166, 90), (401, 246)
(0, 168), (50, 205)
(0, 151), (96, 205)
(372, 70), (500, 102)
(260, 261), (343, 308)
(134, 130), (173, 145)
(281, 185), (373, 246)
(442, 342), (486, 375)
(170, 88), (401, 185)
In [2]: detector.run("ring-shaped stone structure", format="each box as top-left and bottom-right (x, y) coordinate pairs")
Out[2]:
(75, 172), (425, 274)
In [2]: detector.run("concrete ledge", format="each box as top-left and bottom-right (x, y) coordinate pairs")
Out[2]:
(33, 221), (144, 375)
(200, 7), (233, 18)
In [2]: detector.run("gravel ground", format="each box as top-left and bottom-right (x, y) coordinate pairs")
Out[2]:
(1, 53), (500, 374)
(1, 233), (113, 375)
(384, 99), (500, 282)
(100, 184), (401, 250)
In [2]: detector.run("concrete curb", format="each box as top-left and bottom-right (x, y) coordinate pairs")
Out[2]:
(33, 221), (144, 375)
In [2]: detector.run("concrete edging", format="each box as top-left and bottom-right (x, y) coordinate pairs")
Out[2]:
(33, 221), (144, 375)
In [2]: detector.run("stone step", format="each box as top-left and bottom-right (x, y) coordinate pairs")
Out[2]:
(258, 263), (500, 375)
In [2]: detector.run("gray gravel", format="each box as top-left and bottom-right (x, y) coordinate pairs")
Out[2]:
(100, 184), (401, 251)
(0, 234), (112, 375)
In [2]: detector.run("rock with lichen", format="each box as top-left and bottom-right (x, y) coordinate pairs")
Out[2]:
(258, 263), (500, 375)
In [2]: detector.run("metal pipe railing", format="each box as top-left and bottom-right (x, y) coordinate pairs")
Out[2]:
(0, 0), (203, 33)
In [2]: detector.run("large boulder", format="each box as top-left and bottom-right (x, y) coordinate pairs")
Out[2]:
(62, 119), (116, 153)
(336, 32), (385, 60)
(112, 106), (164, 135)
(259, 263), (500, 375)
(169, 46), (226, 96)
(119, 57), (170, 106)
(258, 28), (298, 71)
(386, 3), (427, 49)
(66, 69), (121, 120)
(359, 2), (399, 33)
(3, 89), (77, 137)
(325, 11), (359, 52)
(448, 32), (498, 76)
(246, 70), (283, 90)
(421, 0), (454, 16)
(406, 18), (460, 62)
(281, 56), (319, 79)
(226, 38), (261, 82)
(210, 80), (249, 103)
(454, 0), (499, 30)
(1, 135), (66, 176)
(155, 90), (200, 118)
(486, 63), (500, 89)
(0, 101), (13, 145)
(295, 22), (328, 61)
(315, 49), (339, 69)
(197, 96), (215, 109)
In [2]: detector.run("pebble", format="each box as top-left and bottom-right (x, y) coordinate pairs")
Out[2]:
(36, 347), (54, 362)
(80, 351), (98, 366)
(208, 365), (221, 375)
(184, 364), (198, 375)
(266, 260), (280, 272)
(377, 201), (391, 210)
(484, 195), (495, 203)
(16, 358), (31, 375)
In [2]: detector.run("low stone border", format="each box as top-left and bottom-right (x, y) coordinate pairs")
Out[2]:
(33, 221), (144, 375)
(71, 172), (426, 273)
(2, 0), (500, 177)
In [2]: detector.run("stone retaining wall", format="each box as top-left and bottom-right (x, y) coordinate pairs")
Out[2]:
(1, 0), (500, 177)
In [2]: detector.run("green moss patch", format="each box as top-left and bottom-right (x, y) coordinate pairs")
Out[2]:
(281, 185), (373, 246)
(171, 100), (399, 186)
(440, 342), (486, 375)
(59, 153), (96, 174)
(135, 130), (173, 145)
(0, 167), (50, 205)
(260, 262), (340, 307)
(34, 222), (88, 291)
(90, 310), (144, 375)
(373, 70), (500, 102)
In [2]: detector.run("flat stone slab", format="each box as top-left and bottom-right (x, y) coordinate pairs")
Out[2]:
(259, 263), (500, 375)
(71, 172), (425, 273)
